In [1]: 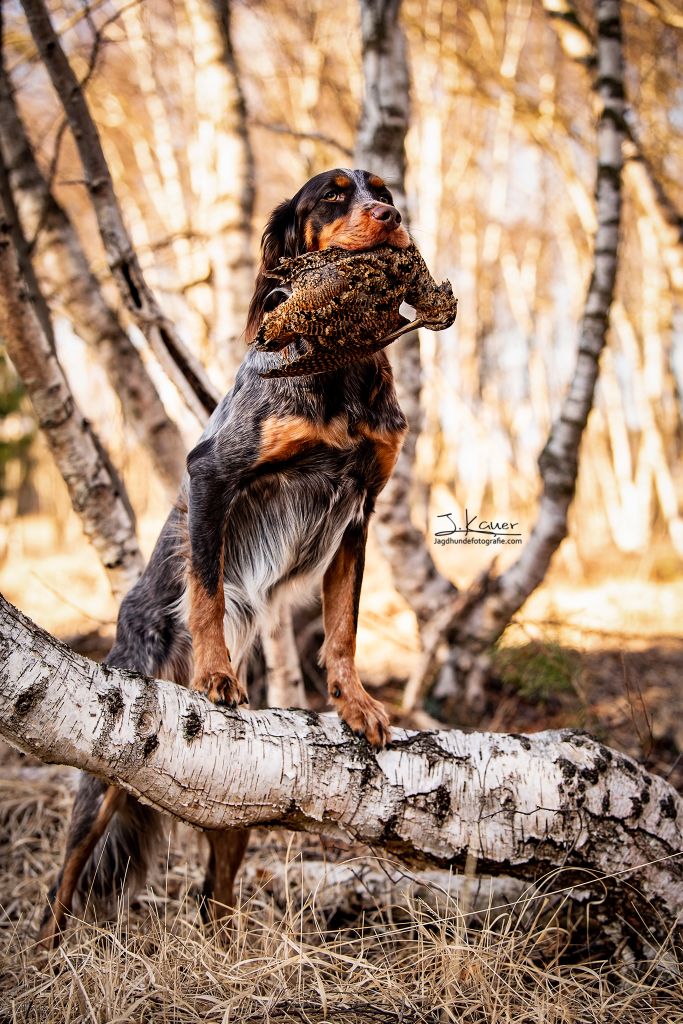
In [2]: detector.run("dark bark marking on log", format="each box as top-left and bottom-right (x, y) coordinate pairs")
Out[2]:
(579, 765), (600, 785)
(94, 686), (125, 753)
(660, 794), (677, 820)
(132, 681), (162, 763)
(183, 709), (204, 741)
(142, 734), (159, 758)
(556, 757), (578, 781)
(388, 731), (470, 771)
(433, 784), (451, 824)
(617, 756), (638, 776)
(380, 813), (401, 843)
(510, 734), (532, 750)
(13, 677), (48, 717)
(358, 759), (375, 790)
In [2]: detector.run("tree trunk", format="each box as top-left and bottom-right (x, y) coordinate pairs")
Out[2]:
(354, 0), (458, 624)
(0, 205), (144, 601)
(541, 0), (683, 293)
(0, 26), (186, 499)
(1, 593), (681, 937)
(185, 0), (255, 385)
(408, 0), (627, 715)
(19, 0), (221, 423)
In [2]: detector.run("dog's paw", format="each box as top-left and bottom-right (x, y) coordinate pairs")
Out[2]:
(192, 670), (248, 709)
(334, 689), (391, 749)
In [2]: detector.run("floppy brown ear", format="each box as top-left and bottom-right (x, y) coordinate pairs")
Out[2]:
(246, 198), (299, 343)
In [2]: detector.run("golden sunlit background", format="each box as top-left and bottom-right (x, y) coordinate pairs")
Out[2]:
(1, 0), (683, 1017)
(2, 0), (683, 698)
(1, 0), (683, 762)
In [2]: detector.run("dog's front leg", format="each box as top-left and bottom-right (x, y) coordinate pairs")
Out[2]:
(322, 520), (391, 748)
(186, 436), (248, 708)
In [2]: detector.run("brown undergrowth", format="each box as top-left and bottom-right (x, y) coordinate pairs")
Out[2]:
(2, 519), (683, 1019)
(1, 737), (682, 1024)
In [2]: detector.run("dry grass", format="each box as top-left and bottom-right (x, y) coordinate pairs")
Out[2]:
(3, 516), (683, 1020)
(1, 744), (682, 1024)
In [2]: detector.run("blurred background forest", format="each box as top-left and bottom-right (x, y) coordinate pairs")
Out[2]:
(1, 0), (683, 733)
(2, 2), (683, 1019)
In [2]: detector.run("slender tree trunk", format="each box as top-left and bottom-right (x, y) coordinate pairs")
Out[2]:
(0, 204), (143, 601)
(407, 0), (627, 715)
(19, 0), (220, 423)
(541, 0), (683, 293)
(185, 0), (255, 384)
(0, 143), (55, 354)
(1, 593), (682, 938)
(355, 0), (458, 624)
(0, 29), (186, 499)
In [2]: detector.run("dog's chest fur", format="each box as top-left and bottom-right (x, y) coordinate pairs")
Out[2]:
(110, 351), (405, 682)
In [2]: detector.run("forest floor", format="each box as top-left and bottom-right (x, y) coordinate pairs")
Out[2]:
(1, 514), (682, 1021)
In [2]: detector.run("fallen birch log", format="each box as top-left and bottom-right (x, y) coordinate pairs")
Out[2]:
(0, 594), (681, 936)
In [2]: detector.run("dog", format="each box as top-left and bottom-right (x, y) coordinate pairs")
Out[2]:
(40, 168), (410, 947)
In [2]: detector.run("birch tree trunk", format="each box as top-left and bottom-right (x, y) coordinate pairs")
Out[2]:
(1, 593), (682, 938)
(406, 0), (627, 715)
(355, 0), (458, 623)
(0, 203), (144, 600)
(19, 0), (221, 423)
(541, 0), (683, 293)
(185, 0), (255, 384)
(0, 27), (186, 499)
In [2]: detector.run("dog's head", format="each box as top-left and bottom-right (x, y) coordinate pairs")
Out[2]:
(246, 168), (410, 342)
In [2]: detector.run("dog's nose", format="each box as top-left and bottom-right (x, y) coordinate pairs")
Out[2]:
(371, 203), (401, 228)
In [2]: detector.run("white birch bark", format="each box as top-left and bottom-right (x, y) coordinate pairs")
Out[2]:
(185, 0), (255, 385)
(541, 0), (683, 292)
(0, 211), (144, 601)
(1, 593), (681, 935)
(355, 0), (459, 624)
(19, 0), (221, 423)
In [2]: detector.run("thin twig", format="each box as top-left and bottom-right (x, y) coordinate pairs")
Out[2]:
(251, 120), (354, 158)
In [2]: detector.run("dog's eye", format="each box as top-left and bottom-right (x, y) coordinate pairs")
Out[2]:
(380, 193), (393, 204)
(323, 190), (341, 202)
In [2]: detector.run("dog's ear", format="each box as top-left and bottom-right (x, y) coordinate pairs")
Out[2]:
(246, 197), (299, 343)
(261, 198), (300, 270)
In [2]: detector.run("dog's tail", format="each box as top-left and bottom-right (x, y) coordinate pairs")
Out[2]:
(76, 776), (165, 916)
(41, 773), (165, 943)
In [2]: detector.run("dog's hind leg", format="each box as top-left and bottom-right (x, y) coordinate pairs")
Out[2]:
(199, 830), (250, 930)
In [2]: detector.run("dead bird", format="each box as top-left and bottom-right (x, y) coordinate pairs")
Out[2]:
(253, 242), (457, 377)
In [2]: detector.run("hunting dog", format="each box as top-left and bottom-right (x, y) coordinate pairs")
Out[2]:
(40, 168), (410, 946)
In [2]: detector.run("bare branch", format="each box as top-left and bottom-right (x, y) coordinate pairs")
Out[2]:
(541, 0), (683, 290)
(19, 0), (221, 421)
(492, 0), (626, 627)
(252, 120), (354, 157)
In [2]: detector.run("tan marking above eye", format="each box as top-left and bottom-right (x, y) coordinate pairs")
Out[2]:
(369, 175), (385, 189)
(334, 175), (352, 188)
